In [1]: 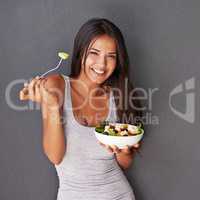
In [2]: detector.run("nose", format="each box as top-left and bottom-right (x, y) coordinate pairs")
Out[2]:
(96, 55), (107, 69)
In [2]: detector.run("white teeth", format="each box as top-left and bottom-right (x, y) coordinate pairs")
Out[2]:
(92, 68), (105, 74)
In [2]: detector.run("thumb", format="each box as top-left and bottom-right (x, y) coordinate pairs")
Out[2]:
(133, 143), (140, 149)
(40, 79), (49, 101)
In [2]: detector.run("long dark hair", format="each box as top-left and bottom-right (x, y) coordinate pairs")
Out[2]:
(69, 18), (143, 125)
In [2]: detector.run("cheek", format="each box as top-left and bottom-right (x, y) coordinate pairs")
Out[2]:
(108, 60), (117, 71)
(84, 56), (117, 74)
(85, 56), (96, 67)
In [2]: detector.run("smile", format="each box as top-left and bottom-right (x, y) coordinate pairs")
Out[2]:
(92, 68), (105, 75)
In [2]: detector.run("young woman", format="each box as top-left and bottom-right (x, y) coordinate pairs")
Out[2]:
(20, 18), (143, 200)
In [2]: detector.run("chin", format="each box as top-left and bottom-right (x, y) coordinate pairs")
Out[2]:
(89, 77), (105, 85)
(87, 68), (109, 85)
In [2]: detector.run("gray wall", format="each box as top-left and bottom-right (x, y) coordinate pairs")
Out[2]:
(1, 0), (199, 200)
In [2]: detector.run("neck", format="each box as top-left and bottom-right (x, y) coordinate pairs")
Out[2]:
(72, 73), (104, 98)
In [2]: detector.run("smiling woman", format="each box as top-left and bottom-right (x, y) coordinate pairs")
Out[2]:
(86, 37), (117, 84)
(19, 18), (143, 200)
(70, 18), (143, 125)
(74, 34), (117, 92)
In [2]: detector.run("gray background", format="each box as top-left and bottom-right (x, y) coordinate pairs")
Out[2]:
(1, 0), (200, 200)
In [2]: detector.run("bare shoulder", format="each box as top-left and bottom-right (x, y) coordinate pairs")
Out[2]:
(44, 74), (65, 91)
(43, 74), (66, 108)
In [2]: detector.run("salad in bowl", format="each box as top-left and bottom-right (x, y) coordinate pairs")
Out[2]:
(94, 121), (144, 149)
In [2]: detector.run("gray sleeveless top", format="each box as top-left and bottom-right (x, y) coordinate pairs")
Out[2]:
(54, 74), (135, 200)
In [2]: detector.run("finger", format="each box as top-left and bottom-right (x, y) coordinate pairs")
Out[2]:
(121, 145), (132, 154)
(28, 78), (38, 100)
(40, 78), (48, 92)
(20, 82), (29, 99)
(105, 145), (114, 153)
(20, 77), (40, 100)
(35, 79), (42, 102)
(98, 142), (113, 153)
(110, 145), (120, 154)
(98, 141), (106, 147)
(24, 82), (29, 88)
(40, 78), (48, 101)
(21, 86), (29, 95)
(132, 143), (140, 149)
(19, 88), (29, 100)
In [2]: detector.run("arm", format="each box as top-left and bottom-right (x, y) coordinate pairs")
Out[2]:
(40, 74), (66, 165)
(20, 74), (66, 165)
(98, 142), (140, 170)
(41, 104), (66, 165)
(114, 151), (135, 170)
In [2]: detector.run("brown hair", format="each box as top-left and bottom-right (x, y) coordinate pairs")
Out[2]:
(69, 18), (143, 125)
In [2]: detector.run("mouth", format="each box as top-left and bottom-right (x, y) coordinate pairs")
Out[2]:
(91, 67), (105, 75)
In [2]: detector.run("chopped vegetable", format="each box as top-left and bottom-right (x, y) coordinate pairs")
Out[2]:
(107, 128), (116, 136)
(95, 121), (144, 137)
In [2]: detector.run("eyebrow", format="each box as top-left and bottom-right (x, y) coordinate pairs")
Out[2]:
(90, 48), (116, 55)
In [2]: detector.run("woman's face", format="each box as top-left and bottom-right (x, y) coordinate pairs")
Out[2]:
(81, 34), (117, 85)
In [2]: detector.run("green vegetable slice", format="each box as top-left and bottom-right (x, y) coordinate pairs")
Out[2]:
(58, 52), (69, 60)
(95, 127), (104, 133)
(135, 127), (144, 135)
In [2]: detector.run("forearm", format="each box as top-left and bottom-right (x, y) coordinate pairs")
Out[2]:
(41, 104), (66, 165)
(115, 151), (134, 170)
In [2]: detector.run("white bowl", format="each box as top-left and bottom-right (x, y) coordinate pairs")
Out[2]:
(94, 130), (144, 149)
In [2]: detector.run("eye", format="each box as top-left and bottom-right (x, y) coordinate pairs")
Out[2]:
(89, 51), (98, 55)
(108, 55), (116, 59)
